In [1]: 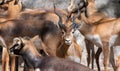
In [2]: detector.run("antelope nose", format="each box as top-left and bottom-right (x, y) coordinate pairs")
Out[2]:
(65, 39), (72, 45)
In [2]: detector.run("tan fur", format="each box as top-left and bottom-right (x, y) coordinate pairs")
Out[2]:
(8, 0), (22, 19)
(67, 0), (106, 25)
(0, 0), (22, 22)
(80, 17), (120, 71)
(67, 40), (82, 62)
(115, 56), (120, 71)
(68, 0), (120, 71)
(21, 37), (42, 57)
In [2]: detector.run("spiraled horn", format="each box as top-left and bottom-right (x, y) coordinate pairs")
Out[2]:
(72, 9), (81, 22)
(53, 4), (65, 29)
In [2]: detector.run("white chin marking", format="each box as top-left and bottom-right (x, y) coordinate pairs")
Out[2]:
(65, 41), (72, 45)
(35, 68), (41, 71)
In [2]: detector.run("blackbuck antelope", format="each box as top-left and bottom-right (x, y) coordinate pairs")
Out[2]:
(9, 36), (94, 71)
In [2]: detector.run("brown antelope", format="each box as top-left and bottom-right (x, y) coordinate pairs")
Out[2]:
(9, 36), (94, 71)
(0, 0), (22, 22)
(0, 4), (83, 71)
(67, 0), (120, 71)
(80, 17), (120, 71)
(67, 0), (102, 69)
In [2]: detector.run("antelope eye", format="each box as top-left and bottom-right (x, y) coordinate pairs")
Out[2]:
(61, 31), (65, 34)
(61, 30), (65, 35)
(72, 31), (74, 33)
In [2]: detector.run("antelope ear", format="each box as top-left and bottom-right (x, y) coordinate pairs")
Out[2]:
(58, 24), (66, 31)
(75, 23), (81, 30)
(71, 23), (82, 30)
(13, 37), (23, 45)
(76, 21), (83, 30)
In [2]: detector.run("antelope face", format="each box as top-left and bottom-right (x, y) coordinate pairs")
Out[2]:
(54, 4), (81, 45)
(61, 24), (80, 45)
(9, 37), (24, 55)
(61, 27), (74, 45)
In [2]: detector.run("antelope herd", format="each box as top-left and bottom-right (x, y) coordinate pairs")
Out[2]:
(0, 0), (120, 71)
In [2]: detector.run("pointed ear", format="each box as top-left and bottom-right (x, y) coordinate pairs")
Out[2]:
(75, 23), (81, 30)
(76, 21), (83, 30)
(71, 22), (82, 30)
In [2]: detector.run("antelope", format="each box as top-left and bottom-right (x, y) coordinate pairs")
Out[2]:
(1, 4), (83, 71)
(80, 17), (120, 71)
(67, 0), (102, 69)
(9, 36), (94, 71)
(67, 0), (120, 71)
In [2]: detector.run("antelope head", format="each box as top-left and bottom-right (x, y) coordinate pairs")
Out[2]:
(54, 4), (81, 45)
(9, 37), (24, 55)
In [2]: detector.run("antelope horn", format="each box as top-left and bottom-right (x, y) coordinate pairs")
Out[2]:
(54, 4), (65, 29)
(72, 10), (81, 22)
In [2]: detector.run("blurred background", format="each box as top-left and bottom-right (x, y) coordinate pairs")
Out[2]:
(20, 0), (120, 17)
